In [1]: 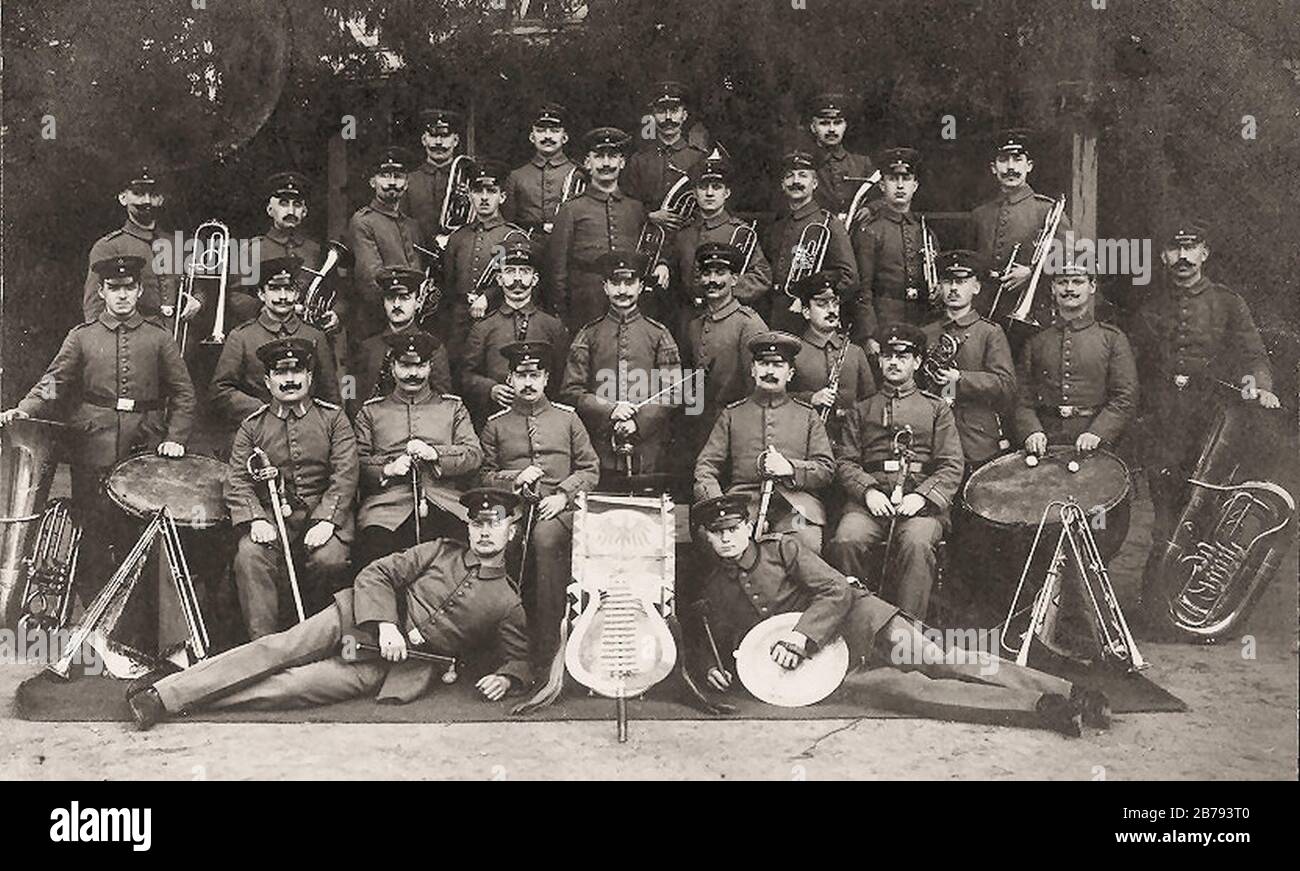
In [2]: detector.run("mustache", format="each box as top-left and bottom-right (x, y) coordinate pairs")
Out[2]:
(276, 382), (302, 391)
(399, 376), (425, 384)
(1174, 259), (1194, 268)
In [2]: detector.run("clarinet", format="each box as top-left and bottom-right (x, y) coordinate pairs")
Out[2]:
(819, 335), (851, 424)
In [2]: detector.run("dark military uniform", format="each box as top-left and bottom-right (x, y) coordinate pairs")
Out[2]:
(673, 210), (773, 311)
(1013, 313), (1137, 448)
(479, 395), (600, 667)
(545, 187), (647, 332)
(354, 386), (482, 567)
(439, 214), (524, 360)
(350, 324), (452, 415)
(623, 137), (708, 210)
(83, 220), (179, 325)
(766, 200), (861, 336)
(1129, 272), (1273, 566)
(971, 184), (1071, 324)
(232, 227), (324, 327)
(789, 328), (877, 445)
(694, 391), (836, 552)
(348, 197), (422, 340)
(150, 537), (531, 713)
(561, 306), (682, 476)
(854, 208), (938, 333)
(682, 297), (768, 453)
(503, 152), (577, 234)
(210, 311), (341, 427)
(827, 379), (964, 618)
(460, 301), (570, 425)
(227, 396), (357, 638)
(814, 146), (875, 218)
(923, 311), (1016, 466)
(405, 160), (456, 247)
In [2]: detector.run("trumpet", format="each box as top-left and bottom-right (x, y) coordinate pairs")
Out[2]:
(986, 242), (1022, 317)
(300, 240), (351, 329)
(781, 213), (831, 309)
(437, 155), (474, 247)
(560, 164), (588, 206)
(637, 167), (697, 286)
(177, 219), (230, 353)
(820, 334), (850, 425)
(920, 216), (939, 302)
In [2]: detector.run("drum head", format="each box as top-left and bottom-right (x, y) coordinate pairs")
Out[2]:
(106, 454), (228, 528)
(736, 612), (849, 707)
(962, 448), (1130, 528)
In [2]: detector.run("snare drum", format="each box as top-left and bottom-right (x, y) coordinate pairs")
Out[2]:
(105, 453), (229, 528)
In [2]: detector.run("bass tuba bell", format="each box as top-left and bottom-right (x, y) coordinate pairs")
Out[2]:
(0, 417), (64, 630)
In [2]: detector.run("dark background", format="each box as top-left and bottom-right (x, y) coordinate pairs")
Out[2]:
(4, 0), (1298, 405)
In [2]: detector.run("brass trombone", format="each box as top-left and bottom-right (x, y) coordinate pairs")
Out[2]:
(177, 219), (231, 353)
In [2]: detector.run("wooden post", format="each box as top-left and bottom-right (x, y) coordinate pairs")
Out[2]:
(327, 130), (348, 242)
(1071, 124), (1098, 241)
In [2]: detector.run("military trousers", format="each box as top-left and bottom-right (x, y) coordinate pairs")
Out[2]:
(826, 509), (943, 619)
(517, 513), (572, 671)
(234, 518), (351, 639)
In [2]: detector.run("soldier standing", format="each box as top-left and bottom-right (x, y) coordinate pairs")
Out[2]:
(349, 147), (422, 341)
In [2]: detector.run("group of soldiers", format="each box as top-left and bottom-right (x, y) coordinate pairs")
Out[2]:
(0, 82), (1281, 737)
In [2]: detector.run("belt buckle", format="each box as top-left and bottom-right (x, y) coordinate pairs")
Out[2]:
(1058, 405), (1076, 418)
(1173, 374), (1190, 389)
(905, 287), (919, 301)
(115, 398), (136, 412)
(883, 459), (901, 472)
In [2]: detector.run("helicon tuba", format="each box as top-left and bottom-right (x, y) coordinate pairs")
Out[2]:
(0, 417), (63, 630)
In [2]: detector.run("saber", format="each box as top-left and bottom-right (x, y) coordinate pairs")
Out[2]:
(514, 479), (540, 594)
(630, 369), (702, 410)
(246, 446), (305, 623)
(880, 427), (914, 587)
(754, 443), (776, 540)
(411, 463), (422, 546)
(691, 601), (730, 679)
(987, 242), (1022, 316)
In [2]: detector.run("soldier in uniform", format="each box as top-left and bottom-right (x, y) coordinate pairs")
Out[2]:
(826, 324), (964, 619)
(685, 494), (1110, 737)
(2, 255), (196, 605)
(853, 147), (937, 339)
(127, 488), (531, 729)
(680, 242), (768, 457)
(210, 256), (341, 430)
(545, 127), (648, 332)
(561, 250), (683, 480)
(971, 128), (1071, 327)
(226, 338), (357, 638)
(623, 81), (709, 226)
(460, 240), (570, 427)
(405, 108), (467, 248)
(695, 331), (836, 552)
(479, 341), (601, 669)
(766, 150), (861, 336)
(82, 166), (191, 328)
(354, 330), (483, 569)
(671, 155), (772, 338)
(921, 250), (1016, 473)
(1128, 219), (1278, 591)
(503, 102), (578, 236)
(349, 266), (452, 416)
(788, 270), (876, 446)
(234, 172), (329, 329)
(1013, 257), (1138, 457)
(439, 159), (529, 362)
(806, 92), (876, 221)
(349, 146), (422, 342)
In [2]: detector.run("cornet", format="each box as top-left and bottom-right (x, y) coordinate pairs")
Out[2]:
(781, 214), (831, 310)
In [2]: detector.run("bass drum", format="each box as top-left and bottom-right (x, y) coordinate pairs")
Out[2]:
(959, 448), (1132, 614)
(105, 453), (228, 528)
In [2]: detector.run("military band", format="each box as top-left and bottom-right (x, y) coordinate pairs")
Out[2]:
(6, 95), (1290, 742)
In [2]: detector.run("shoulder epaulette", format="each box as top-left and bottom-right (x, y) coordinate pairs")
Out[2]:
(790, 396), (815, 411)
(1098, 321), (1124, 335)
(487, 408), (511, 421)
(313, 398), (341, 410)
(96, 229), (125, 242)
(440, 393), (463, 402)
(1032, 193), (1058, 204)
(70, 320), (95, 332)
(920, 389), (946, 403)
(725, 397), (748, 409)
(362, 395), (386, 406)
(577, 316), (603, 333)
(229, 318), (256, 333)
(550, 401), (575, 413)
(737, 304), (761, 318)
(643, 315), (672, 333)
(242, 404), (270, 423)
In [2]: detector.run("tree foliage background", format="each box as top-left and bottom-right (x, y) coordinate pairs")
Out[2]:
(4, 0), (1298, 404)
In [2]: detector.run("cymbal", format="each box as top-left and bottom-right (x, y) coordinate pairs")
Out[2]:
(735, 612), (849, 707)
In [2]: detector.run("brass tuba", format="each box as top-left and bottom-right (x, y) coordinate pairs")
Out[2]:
(300, 239), (352, 329)
(0, 417), (63, 629)
(919, 332), (961, 394)
(636, 166), (697, 287)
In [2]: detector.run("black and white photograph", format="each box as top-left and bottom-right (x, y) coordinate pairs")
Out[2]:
(0, 0), (1296, 802)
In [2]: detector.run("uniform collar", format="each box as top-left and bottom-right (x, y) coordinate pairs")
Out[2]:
(787, 199), (820, 221)
(801, 328), (841, 350)
(1060, 311), (1096, 331)
(945, 309), (980, 329)
(265, 225), (303, 246)
(122, 218), (155, 240)
(706, 297), (740, 321)
(1172, 274), (1211, 297)
(417, 158), (454, 175)
(98, 311), (145, 330)
(391, 384), (436, 405)
(700, 209), (732, 231)
(470, 213), (505, 231)
(258, 309), (303, 334)
(751, 389), (791, 408)
(583, 186), (624, 203)
(512, 394), (551, 415)
(367, 196), (407, 218)
(463, 547), (507, 580)
(881, 380), (917, 399)
(383, 322), (418, 338)
(819, 144), (849, 161)
(531, 152), (571, 169)
(500, 300), (538, 317)
(1000, 183), (1034, 205)
(605, 306), (642, 325)
(879, 207), (915, 224)
(731, 542), (762, 572)
(270, 398), (310, 419)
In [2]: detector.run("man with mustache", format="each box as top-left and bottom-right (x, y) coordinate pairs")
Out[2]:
(439, 159), (529, 362)
(127, 488), (531, 729)
(3, 255), (195, 618)
(695, 331), (835, 552)
(1013, 251), (1137, 459)
(767, 150), (861, 337)
(226, 337), (358, 638)
(1128, 219), (1278, 599)
(826, 324), (964, 620)
(624, 81), (709, 222)
(82, 166), (192, 328)
(921, 250), (1016, 474)
(971, 128), (1072, 327)
(788, 270), (876, 446)
(349, 146), (422, 342)
(479, 341), (600, 670)
(681, 242), (768, 458)
(546, 127), (649, 332)
(349, 267), (452, 417)
(460, 240), (570, 427)
(560, 250), (682, 479)
(806, 92), (877, 221)
(671, 155), (773, 340)
(686, 493), (1110, 737)
(234, 172), (333, 330)
(210, 256), (342, 430)
(405, 108), (469, 249)
(853, 147), (938, 340)
(503, 102), (578, 236)
(354, 330), (482, 569)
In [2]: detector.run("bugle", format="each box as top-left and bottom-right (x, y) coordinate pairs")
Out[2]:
(637, 166), (697, 286)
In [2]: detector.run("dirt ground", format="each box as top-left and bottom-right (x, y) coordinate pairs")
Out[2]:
(2, 487), (1296, 781)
